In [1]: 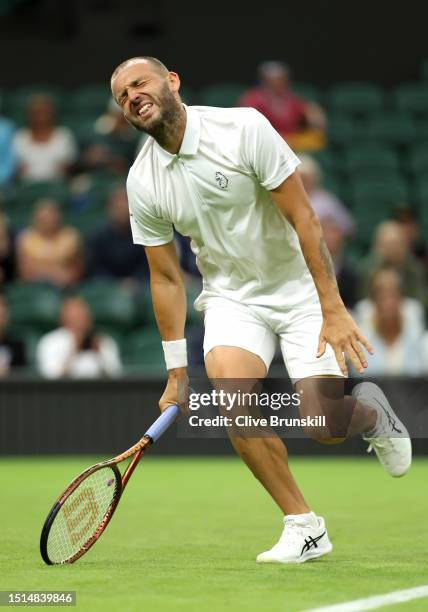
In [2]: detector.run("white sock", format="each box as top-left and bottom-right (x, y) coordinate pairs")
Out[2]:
(285, 511), (318, 528)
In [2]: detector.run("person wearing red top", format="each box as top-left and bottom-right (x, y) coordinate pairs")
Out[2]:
(239, 61), (326, 141)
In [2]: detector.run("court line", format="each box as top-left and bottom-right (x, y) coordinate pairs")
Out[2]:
(305, 584), (428, 612)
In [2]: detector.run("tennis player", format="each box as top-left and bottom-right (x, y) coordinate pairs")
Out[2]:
(111, 57), (412, 564)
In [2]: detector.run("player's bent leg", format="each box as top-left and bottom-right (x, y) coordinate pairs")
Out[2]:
(296, 377), (412, 476)
(296, 376), (376, 443)
(205, 346), (310, 516)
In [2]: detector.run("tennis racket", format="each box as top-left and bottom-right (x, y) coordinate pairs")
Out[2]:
(40, 403), (180, 565)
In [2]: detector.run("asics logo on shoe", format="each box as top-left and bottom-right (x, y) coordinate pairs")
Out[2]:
(374, 398), (403, 434)
(300, 532), (326, 556)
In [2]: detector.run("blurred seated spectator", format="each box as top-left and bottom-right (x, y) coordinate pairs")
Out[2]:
(93, 98), (139, 165)
(0, 116), (16, 186)
(359, 221), (427, 307)
(17, 199), (82, 288)
(86, 185), (149, 285)
(0, 295), (27, 376)
(394, 206), (427, 265)
(73, 99), (139, 180)
(239, 61), (326, 150)
(36, 296), (122, 379)
(13, 94), (77, 181)
(0, 213), (16, 285)
(353, 267), (428, 376)
(299, 155), (354, 236)
(321, 217), (359, 309)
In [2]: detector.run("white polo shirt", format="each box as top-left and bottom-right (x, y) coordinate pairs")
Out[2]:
(127, 105), (318, 311)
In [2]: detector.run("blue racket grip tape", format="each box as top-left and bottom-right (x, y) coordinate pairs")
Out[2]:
(145, 404), (180, 443)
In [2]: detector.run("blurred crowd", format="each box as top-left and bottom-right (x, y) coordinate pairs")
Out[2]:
(0, 60), (427, 378)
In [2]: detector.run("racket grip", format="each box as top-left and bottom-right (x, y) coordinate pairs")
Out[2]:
(145, 404), (180, 443)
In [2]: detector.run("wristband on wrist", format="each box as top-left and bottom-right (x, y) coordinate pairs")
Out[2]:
(162, 338), (188, 370)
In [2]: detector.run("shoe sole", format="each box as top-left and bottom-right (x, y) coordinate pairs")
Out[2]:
(257, 543), (333, 564)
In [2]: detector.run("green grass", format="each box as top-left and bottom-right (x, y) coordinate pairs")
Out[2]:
(0, 457), (427, 612)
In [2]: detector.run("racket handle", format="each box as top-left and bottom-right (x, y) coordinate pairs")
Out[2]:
(145, 404), (180, 443)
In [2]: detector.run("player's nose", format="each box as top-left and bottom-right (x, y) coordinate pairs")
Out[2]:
(129, 91), (142, 107)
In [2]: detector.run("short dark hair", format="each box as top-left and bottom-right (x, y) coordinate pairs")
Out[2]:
(111, 56), (169, 82)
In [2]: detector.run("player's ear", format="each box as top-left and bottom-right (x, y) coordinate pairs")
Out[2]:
(168, 72), (181, 94)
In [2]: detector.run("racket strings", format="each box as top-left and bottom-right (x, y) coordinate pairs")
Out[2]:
(47, 466), (119, 563)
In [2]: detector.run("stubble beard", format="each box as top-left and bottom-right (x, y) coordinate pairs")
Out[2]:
(128, 83), (184, 149)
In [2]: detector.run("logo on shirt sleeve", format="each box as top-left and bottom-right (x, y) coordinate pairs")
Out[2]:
(215, 171), (229, 189)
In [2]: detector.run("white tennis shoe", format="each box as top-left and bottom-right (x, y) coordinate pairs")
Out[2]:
(256, 513), (332, 564)
(353, 382), (412, 477)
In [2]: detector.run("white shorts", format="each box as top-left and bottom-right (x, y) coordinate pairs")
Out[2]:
(203, 296), (344, 381)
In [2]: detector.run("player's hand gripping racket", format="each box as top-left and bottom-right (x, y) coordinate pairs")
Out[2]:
(40, 404), (180, 565)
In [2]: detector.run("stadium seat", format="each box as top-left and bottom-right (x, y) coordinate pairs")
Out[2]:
(327, 82), (384, 117)
(64, 209), (105, 237)
(10, 180), (70, 208)
(414, 178), (428, 208)
(179, 85), (195, 105)
(393, 83), (428, 117)
(413, 120), (428, 142)
(350, 176), (409, 210)
(121, 328), (164, 372)
(5, 282), (61, 331)
(310, 149), (338, 175)
(326, 113), (355, 146)
(342, 144), (400, 174)
(5, 180), (71, 229)
(78, 280), (136, 331)
(351, 203), (395, 247)
(365, 112), (417, 146)
(61, 116), (99, 148)
(198, 83), (248, 107)
(293, 83), (323, 104)
(67, 85), (111, 116)
(405, 144), (428, 176)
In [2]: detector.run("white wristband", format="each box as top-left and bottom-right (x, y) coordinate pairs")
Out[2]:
(162, 338), (188, 370)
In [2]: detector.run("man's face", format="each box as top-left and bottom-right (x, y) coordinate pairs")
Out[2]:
(111, 61), (180, 133)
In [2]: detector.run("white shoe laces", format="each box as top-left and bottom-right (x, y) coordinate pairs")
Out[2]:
(366, 438), (395, 455)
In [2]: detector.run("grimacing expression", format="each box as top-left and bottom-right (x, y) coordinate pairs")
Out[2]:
(111, 62), (180, 133)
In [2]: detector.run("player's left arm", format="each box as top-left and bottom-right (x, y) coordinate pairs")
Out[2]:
(270, 171), (373, 375)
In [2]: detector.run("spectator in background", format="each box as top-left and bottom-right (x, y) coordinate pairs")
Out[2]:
(13, 94), (77, 181)
(298, 155), (355, 236)
(321, 217), (359, 310)
(93, 98), (139, 166)
(17, 199), (82, 288)
(359, 221), (427, 307)
(394, 206), (427, 265)
(73, 99), (139, 181)
(36, 296), (122, 379)
(86, 185), (149, 285)
(353, 267), (428, 376)
(0, 213), (16, 285)
(0, 115), (16, 186)
(0, 295), (27, 376)
(239, 61), (326, 144)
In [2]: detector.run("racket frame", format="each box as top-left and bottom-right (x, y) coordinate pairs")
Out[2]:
(40, 433), (153, 565)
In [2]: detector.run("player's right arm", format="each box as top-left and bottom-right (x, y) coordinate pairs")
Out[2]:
(145, 241), (188, 412)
